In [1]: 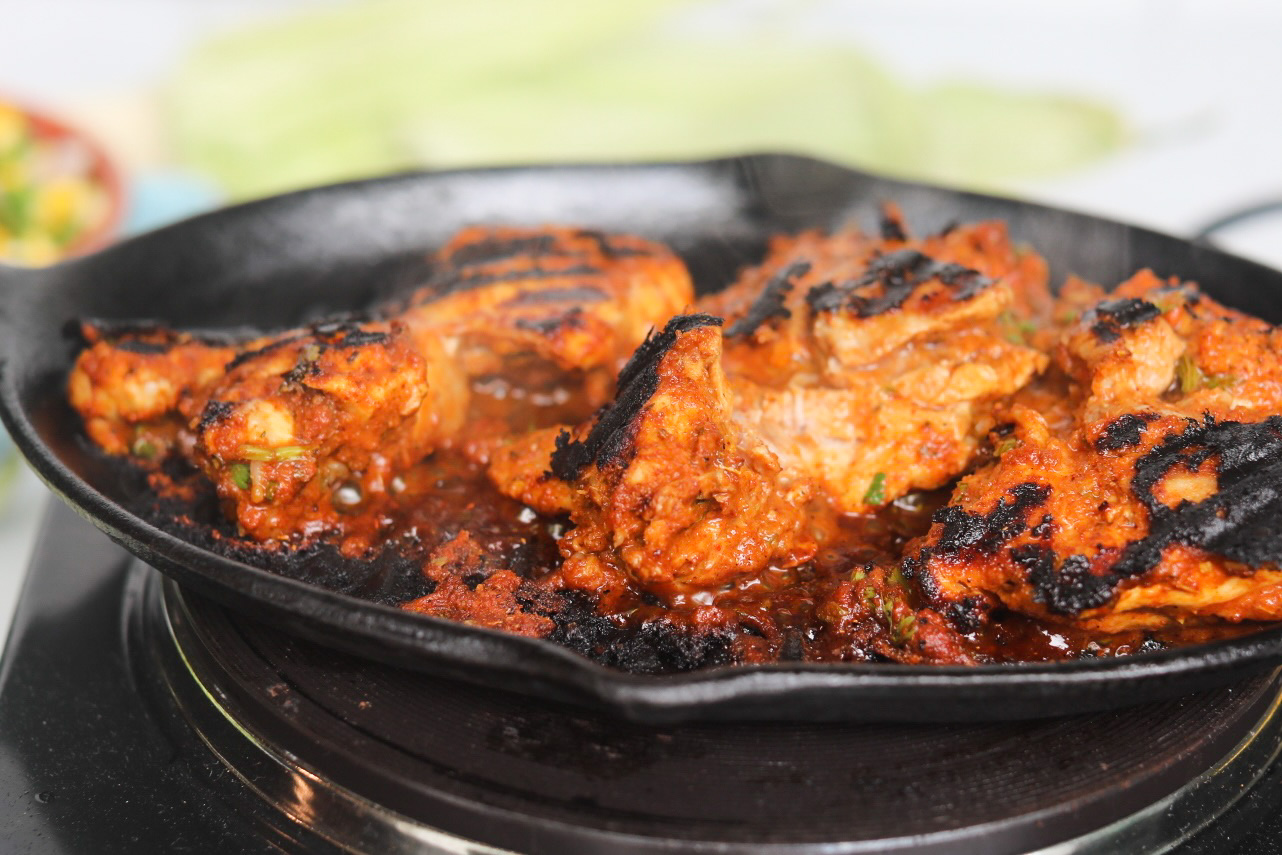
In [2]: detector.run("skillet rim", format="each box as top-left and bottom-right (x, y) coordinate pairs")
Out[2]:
(5, 151), (1282, 722)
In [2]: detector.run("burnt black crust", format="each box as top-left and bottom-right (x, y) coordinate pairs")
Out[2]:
(74, 319), (246, 350)
(310, 316), (371, 336)
(548, 313), (723, 481)
(931, 482), (1051, 557)
(1096, 412), (1159, 453)
(281, 348), (324, 386)
(333, 330), (387, 348)
(334, 328), (390, 348)
(879, 208), (908, 242)
(1120, 414), (1282, 574)
(574, 228), (653, 259)
(805, 249), (993, 317)
(1089, 297), (1162, 343)
(224, 320), (389, 373)
(424, 264), (605, 300)
(198, 399), (234, 430)
(945, 596), (988, 634)
(724, 261), (810, 338)
(74, 319), (170, 342)
(224, 334), (308, 372)
(1014, 546), (1115, 614)
(1014, 415), (1282, 616)
(545, 591), (735, 674)
(111, 339), (175, 355)
(447, 235), (560, 266)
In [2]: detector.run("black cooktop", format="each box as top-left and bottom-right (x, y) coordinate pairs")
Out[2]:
(5, 500), (1282, 854)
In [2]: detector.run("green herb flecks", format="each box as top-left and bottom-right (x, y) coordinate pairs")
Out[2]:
(995, 436), (1019, 456)
(891, 613), (918, 646)
(239, 444), (310, 462)
(228, 462), (251, 490)
(998, 310), (1038, 345)
(1176, 353), (1236, 395)
(863, 472), (887, 506)
(130, 437), (159, 460)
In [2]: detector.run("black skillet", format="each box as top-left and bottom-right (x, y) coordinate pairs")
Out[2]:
(4, 154), (1282, 724)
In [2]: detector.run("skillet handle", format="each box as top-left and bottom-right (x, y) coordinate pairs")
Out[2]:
(1192, 199), (1282, 247)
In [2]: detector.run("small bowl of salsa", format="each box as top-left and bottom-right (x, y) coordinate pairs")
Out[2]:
(0, 99), (123, 266)
(1, 99), (124, 511)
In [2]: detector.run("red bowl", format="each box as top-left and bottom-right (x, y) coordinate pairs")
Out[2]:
(3, 98), (125, 259)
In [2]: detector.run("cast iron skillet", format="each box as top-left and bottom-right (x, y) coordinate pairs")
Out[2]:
(4, 154), (1282, 724)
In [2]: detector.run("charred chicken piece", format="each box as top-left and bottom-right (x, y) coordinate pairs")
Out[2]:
(191, 320), (449, 551)
(545, 314), (818, 599)
(706, 212), (1050, 513)
(401, 225), (694, 419)
(67, 323), (245, 457)
(68, 225), (693, 548)
(914, 276), (1282, 632)
(1056, 269), (1282, 425)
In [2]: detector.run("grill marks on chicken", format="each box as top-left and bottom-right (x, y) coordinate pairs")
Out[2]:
(546, 316), (819, 597)
(710, 215), (1050, 514)
(480, 216), (1052, 604)
(404, 226), (692, 389)
(914, 275), (1282, 633)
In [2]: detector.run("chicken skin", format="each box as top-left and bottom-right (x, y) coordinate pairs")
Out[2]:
(913, 273), (1282, 632)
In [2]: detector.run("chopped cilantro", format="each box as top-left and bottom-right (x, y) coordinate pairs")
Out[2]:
(228, 462), (251, 490)
(998, 310), (1038, 344)
(863, 472), (887, 505)
(1205, 373), (1237, 389)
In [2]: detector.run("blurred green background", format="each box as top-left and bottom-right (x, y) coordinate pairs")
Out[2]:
(164, 0), (1125, 201)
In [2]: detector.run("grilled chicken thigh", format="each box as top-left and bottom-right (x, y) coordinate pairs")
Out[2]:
(913, 274), (1282, 631)
(705, 213), (1050, 513)
(68, 324), (245, 456)
(545, 314), (818, 597)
